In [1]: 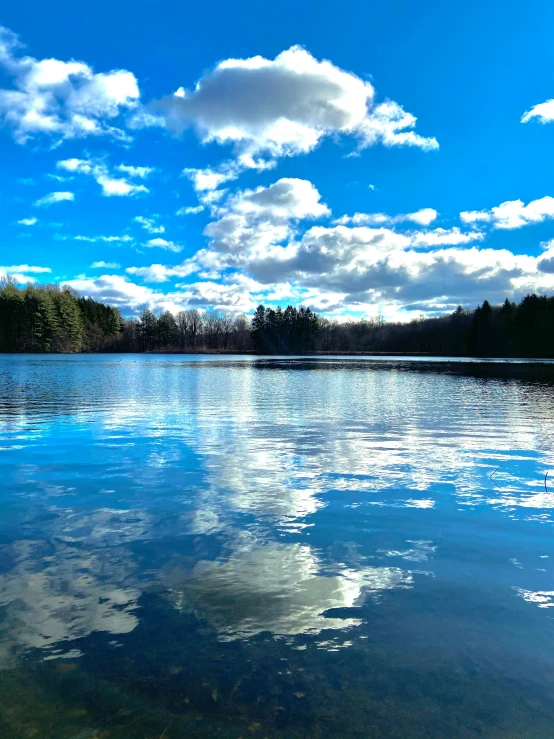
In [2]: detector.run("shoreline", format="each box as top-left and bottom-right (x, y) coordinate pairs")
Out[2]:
(2, 350), (554, 362)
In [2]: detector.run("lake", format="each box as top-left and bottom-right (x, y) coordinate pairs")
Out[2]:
(1, 354), (554, 738)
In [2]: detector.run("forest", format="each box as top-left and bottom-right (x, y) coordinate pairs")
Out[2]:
(0, 279), (124, 352)
(1, 277), (554, 357)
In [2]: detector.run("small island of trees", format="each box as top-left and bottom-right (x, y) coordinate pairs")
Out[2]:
(1, 277), (554, 357)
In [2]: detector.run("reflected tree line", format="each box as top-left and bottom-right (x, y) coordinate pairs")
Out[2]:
(2, 278), (554, 356)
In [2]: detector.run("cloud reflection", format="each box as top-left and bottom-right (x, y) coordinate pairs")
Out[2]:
(0, 533), (139, 666)
(165, 539), (412, 640)
(2, 357), (554, 664)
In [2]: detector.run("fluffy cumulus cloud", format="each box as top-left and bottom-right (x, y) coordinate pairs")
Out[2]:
(126, 262), (196, 282)
(460, 196), (554, 230)
(177, 279), (263, 312)
(122, 177), (552, 316)
(33, 191), (74, 207)
(521, 99), (554, 124)
(201, 177), (329, 261)
(64, 274), (161, 311)
(228, 226), (550, 312)
(183, 164), (240, 193)
(144, 237), (183, 252)
(0, 26), (139, 144)
(0, 263), (51, 282)
(182, 179), (485, 281)
(0, 264), (51, 274)
(57, 158), (149, 197)
(63, 273), (256, 315)
(148, 46), (438, 172)
(537, 248), (554, 274)
(5, 26), (554, 320)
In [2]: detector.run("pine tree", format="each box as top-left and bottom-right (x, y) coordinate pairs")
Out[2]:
(51, 289), (84, 352)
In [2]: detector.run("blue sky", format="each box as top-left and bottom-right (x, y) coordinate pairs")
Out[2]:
(2, 0), (554, 319)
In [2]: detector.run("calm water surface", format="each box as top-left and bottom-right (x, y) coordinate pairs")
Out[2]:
(1, 355), (554, 738)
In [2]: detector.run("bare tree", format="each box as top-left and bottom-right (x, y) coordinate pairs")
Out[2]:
(234, 314), (250, 351)
(176, 310), (187, 349)
(220, 313), (236, 350)
(204, 312), (222, 349)
(185, 309), (202, 348)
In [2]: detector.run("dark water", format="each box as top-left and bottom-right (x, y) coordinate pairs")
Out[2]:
(1, 355), (554, 739)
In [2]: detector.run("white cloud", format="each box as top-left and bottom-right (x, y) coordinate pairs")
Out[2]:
(97, 176), (148, 197)
(357, 100), (439, 151)
(187, 178), (482, 286)
(65, 272), (265, 315)
(64, 274), (159, 309)
(0, 264), (50, 274)
(133, 215), (164, 234)
(0, 263), (51, 283)
(57, 158), (92, 174)
(335, 208), (438, 227)
(17, 217), (37, 225)
(459, 210), (492, 224)
(537, 247), (554, 274)
(115, 164), (154, 178)
(75, 234), (133, 243)
(144, 237), (183, 252)
(57, 158), (148, 197)
(228, 177), (329, 221)
(183, 164), (241, 193)
(62, 273), (193, 315)
(176, 279), (263, 312)
(126, 262), (196, 282)
(176, 205), (204, 215)
(73, 172), (551, 318)
(91, 261), (121, 268)
(200, 177), (329, 267)
(402, 208), (438, 226)
(492, 197), (554, 229)
(148, 46), (437, 168)
(521, 99), (554, 124)
(460, 196), (554, 230)
(0, 26), (139, 144)
(33, 191), (74, 207)
(164, 174), (554, 314)
(410, 227), (485, 247)
(237, 224), (548, 310)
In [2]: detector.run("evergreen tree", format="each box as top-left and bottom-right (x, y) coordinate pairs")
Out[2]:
(23, 286), (60, 351)
(157, 310), (179, 347)
(51, 289), (84, 352)
(137, 309), (158, 351)
(0, 281), (123, 352)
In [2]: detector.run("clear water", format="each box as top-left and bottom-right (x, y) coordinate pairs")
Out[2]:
(1, 355), (554, 739)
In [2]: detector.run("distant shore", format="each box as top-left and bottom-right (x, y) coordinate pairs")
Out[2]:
(3, 350), (554, 360)
(1, 349), (445, 356)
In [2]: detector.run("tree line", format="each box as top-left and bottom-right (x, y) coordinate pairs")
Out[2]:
(0, 278), (124, 352)
(2, 277), (554, 357)
(319, 296), (554, 358)
(119, 308), (252, 352)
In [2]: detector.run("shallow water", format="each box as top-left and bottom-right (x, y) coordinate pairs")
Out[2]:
(1, 354), (554, 738)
